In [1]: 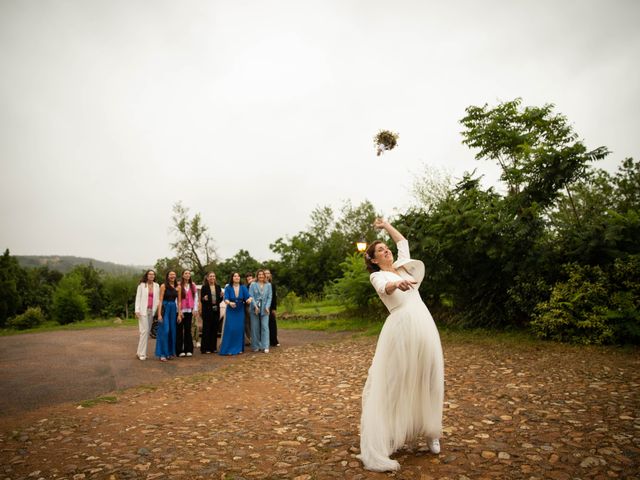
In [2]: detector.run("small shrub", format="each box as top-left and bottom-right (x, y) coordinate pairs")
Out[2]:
(282, 291), (300, 314)
(7, 307), (46, 330)
(531, 264), (614, 344)
(532, 256), (640, 345)
(52, 274), (89, 325)
(607, 255), (640, 343)
(326, 253), (377, 309)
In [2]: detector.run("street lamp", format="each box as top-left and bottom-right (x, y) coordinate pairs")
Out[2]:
(356, 240), (367, 253)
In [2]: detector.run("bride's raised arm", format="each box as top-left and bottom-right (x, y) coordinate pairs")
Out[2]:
(373, 218), (405, 244)
(374, 218), (410, 262)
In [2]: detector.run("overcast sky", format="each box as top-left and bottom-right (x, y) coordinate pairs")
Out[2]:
(1, 0), (638, 267)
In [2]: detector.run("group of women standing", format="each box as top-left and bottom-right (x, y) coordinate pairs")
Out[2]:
(134, 268), (274, 361)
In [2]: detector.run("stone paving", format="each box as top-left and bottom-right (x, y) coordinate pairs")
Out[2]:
(1, 334), (639, 479)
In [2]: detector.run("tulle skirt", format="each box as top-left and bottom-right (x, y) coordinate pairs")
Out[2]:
(358, 299), (444, 472)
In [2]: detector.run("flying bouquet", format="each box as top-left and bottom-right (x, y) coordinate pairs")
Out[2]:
(374, 130), (399, 156)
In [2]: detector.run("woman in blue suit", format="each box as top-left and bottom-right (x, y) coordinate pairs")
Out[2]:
(249, 269), (273, 353)
(219, 272), (252, 355)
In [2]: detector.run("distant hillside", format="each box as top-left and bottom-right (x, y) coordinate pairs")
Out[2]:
(16, 255), (149, 276)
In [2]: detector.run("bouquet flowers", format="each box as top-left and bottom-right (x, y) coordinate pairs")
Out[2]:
(374, 130), (399, 156)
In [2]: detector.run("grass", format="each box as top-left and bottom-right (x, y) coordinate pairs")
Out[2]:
(0, 317), (137, 336)
(78, 395), (118, 408)
(0, 299), (543, 346)
(279, 314), (546, 344)
(437, 325), (541, 345)
(279, 315), (384, 336)
(289, 299), (345, 316)
(281, 299), (545, 344)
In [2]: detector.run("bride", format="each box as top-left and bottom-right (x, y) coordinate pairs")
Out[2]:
(357, 218), (445, 472)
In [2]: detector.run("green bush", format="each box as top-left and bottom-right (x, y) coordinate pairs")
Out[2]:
(7, 307), (46, 330)
(326, 253), (378, 309)
(52, 274), (89, 324)
(281, 291), (300, 314)
(531, 264), (613, 344)
(531, 258), (640, 344)
(607, 255), (640, 343)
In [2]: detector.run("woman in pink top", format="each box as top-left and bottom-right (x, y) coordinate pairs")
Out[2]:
(176, 270), (198, 357)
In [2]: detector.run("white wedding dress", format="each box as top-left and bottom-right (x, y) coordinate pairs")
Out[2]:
(357, 239), (444, 472)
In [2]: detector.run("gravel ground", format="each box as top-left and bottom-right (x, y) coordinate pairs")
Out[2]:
(0, 328), (639, 479)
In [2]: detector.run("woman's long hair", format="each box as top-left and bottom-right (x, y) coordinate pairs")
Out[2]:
(140, 269), (155, 284)
(181, 270), (196, 297)
(164, 271), (176, 287)
(228, 271), (242, 285)
(205, 272), (217, 286)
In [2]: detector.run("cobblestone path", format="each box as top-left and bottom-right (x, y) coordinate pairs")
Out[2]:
(1, 334), (638, 479)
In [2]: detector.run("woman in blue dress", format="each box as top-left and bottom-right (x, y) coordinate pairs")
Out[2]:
(219, 272), (252, 355)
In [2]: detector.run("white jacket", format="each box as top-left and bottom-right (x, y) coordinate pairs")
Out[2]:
(135, 282), (160, 316)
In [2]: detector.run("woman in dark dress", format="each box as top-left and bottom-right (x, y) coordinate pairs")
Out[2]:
(155, 271), (178, 362)
(200, 271), (223, 353)
(219, 272), (252, 356)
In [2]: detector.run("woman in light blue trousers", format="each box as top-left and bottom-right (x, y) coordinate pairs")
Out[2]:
(249, 269), (272, 353)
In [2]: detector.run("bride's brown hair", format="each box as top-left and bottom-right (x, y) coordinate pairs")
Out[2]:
(364, 240), (384, 273)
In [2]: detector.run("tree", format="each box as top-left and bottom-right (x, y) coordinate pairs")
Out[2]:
(104, 275), (138, 318)
(394, 99), (612, 327)
(154, 257), (185, 282)
(52, 273), (89, 324)
(216, 249), (261, 286)
(326, 253), (380, 309)
(548, 158), (640, 266)
(461, 98), (608, 208)
(21, 266), (63, 317)
(170, 202), (217, 278)
(410, 164), (453, 212)
(335, 200), (379, 247)
(270, 201), (380, 296)
(69, 264), (107, 317)
(397, 175), (530, 326)
(0, 249), (25, 327)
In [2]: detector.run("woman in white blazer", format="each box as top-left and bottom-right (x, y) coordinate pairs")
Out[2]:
(134, 270), (160, 360)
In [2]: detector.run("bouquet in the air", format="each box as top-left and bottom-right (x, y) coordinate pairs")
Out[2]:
(374, 130), (399, 156)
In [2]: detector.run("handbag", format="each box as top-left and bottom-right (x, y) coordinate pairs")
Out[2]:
(150, 318), (159, 338)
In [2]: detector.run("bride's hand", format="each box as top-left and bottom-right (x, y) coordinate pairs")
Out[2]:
(396, 279), (416, 291)
(373, 218), (387, 230)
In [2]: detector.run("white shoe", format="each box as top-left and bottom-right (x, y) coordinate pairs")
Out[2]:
(428, 438), (441, 454)
(137, 355), (146, 361)
(179, 353), (186, 357)
(264, 349), (269, 353)
(186, 352), (192, 357)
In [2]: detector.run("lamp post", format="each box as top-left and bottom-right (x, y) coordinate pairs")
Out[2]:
(356, 240), (367, 253)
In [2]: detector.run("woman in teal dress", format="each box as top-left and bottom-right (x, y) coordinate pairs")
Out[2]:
(219, 272), (252, 355)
